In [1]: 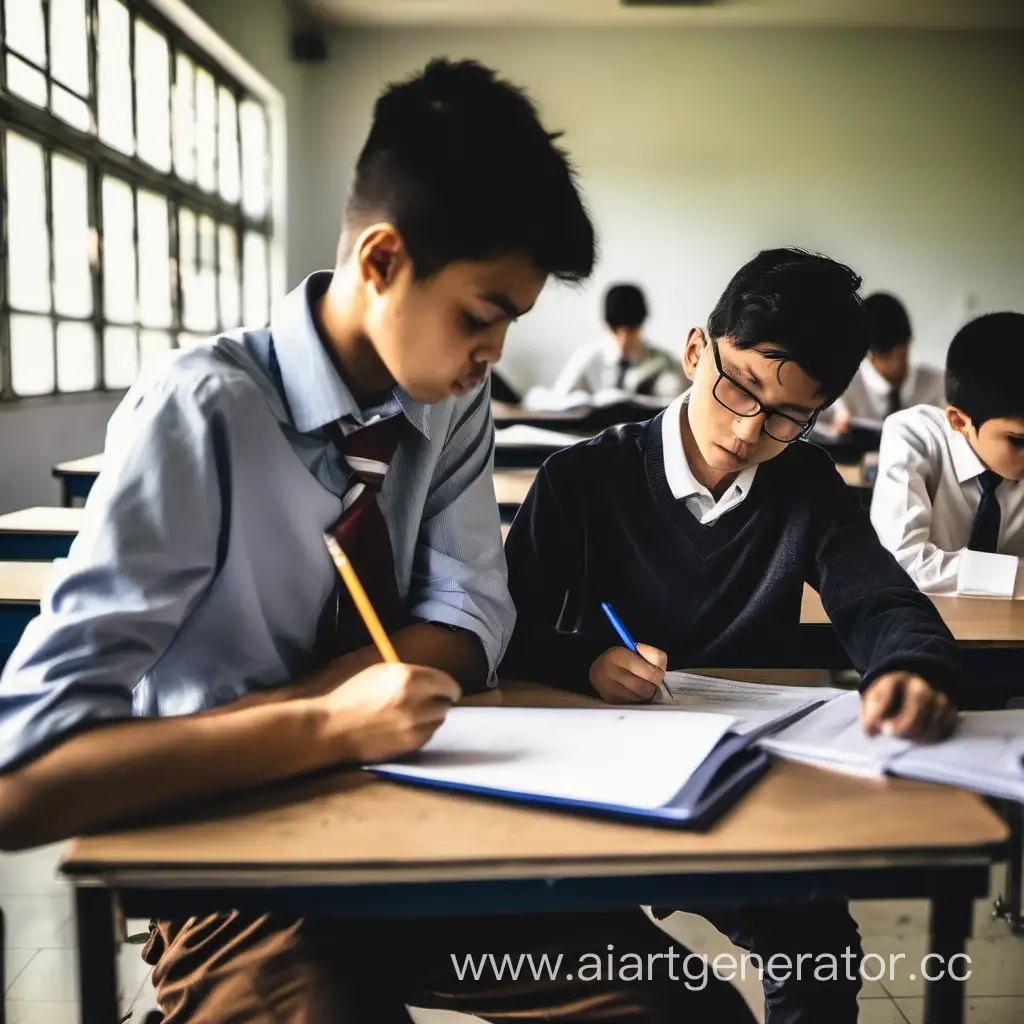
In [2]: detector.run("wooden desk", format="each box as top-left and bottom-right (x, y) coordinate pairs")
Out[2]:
(836, 462), (865, 488)
(0, 506), (84, 560)
(0, 560), (52, 664)
(801, 583), (1024, 645)
(493, 469), (536, 522)
(52, 454), (104, 506)
(63, 678), (1004, 1024)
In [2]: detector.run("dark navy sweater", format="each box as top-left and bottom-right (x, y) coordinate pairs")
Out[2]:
(501, 414), (962, 697)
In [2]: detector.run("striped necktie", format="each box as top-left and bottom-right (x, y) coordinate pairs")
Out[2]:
(324, 413), (407, 653)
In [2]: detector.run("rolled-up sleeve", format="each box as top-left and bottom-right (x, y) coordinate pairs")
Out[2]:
(407, 378), (514, 682)
(0, 376), (226, 772)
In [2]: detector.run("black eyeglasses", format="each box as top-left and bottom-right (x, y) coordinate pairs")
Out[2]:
(706, 333), (818, 444)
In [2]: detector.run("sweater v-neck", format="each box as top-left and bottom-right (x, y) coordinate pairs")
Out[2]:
(643, 412), (768, 560)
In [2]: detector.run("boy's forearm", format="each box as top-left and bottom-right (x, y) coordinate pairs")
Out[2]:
(211, 623), (489, 714)
(0, 694), (332, 851)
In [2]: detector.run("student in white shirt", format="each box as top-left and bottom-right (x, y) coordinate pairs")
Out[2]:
(871, 312), (1024, 597)
(549, 283), (685, 401)
(826, 293), (945, 431)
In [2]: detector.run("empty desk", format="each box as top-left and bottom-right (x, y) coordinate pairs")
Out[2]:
(0, 506), (84, 560)
(0, 560), (53, 665)
(52, 454), (104, 506)
(493, 469), (536, 522)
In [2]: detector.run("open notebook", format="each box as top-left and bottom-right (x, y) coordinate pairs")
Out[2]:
(369, 676), (839, 828)
(761, 692), (1024, 801)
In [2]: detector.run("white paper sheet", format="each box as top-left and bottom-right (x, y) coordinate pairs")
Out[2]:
(372, 706), (737, 811)
(759, 691), (913, 778)
(893, 711), (1024, 801)
(651, 672), (845, 736)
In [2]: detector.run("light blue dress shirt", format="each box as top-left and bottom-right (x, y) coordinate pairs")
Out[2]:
(0, 272), (514, 772)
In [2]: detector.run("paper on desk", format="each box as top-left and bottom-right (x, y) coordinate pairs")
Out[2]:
(759, 692), (914, 778)
(495, 425), (585, 448)
(893, 711), (1024, 801)
(373, 706), (737, 811)
(650, 672), (845, 737)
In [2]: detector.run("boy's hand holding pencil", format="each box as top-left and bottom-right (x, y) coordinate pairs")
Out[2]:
(321, 535), (460, 763)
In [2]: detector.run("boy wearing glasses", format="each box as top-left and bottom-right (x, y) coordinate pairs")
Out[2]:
(502, 248), (960, 1024)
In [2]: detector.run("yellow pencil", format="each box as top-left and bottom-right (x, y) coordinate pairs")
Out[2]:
(323, 534), (399, 664)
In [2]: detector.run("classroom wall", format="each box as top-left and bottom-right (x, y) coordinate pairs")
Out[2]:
(299, 26), (1024, 392)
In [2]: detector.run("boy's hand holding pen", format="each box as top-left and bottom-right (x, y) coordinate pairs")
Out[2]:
(589, 602), (671, 705)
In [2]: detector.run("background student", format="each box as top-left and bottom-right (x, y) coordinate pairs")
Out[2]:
(871, 311), (1024, 598)
(545, 283), (685, 403)
(826, 291), (945, 431)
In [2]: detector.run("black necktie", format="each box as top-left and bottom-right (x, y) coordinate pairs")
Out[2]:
(886, 385), (902, 418)
(615, 356), (630, 389)
(968, 470), (1003, 554)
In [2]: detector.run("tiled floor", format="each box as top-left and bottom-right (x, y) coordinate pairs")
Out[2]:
(2, 843), (1022, 1023)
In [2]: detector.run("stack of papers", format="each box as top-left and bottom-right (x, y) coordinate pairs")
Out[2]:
(651, 672), (844, 739)
(762, 692), (1024, 800)
(370, 675), (841, 828)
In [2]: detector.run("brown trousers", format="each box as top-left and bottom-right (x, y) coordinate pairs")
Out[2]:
(141, 909), (757, 1023)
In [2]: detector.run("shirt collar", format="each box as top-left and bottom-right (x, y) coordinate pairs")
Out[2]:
(860, 357), (918, 397)
(269, 271), (430, 438)
(661, 391), (757, 502)
(945, 418), (987, 484)
(600, 334), (649, 366)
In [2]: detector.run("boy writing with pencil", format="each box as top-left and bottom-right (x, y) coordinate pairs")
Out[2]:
(503, 248), (962, 1024)
(0, 60), (755, 1023)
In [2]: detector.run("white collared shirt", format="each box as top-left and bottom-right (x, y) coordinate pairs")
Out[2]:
(827, 358), (946, 425)
(870, 404), (1024, 596)
(661, 392), (758, 525)
(551, 336), (685, 401)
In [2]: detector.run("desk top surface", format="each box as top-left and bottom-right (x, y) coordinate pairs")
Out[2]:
(493, 470), (537, 506)
(0, 560), (54, 604)
(801, 583), (1024, 643)
(52, 454), (104, 476)
(64, 677), (1006, 884)
(0, 506), (85, 534)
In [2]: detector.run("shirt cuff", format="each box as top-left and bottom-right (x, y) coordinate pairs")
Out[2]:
(956, 550), (1019, 597)
(406, 598), (508, 688)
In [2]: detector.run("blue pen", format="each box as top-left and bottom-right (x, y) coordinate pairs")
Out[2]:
(601, 602), (639, 653)
(601, 602), (669, 701)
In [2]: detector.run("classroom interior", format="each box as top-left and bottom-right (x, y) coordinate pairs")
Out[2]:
(2, 1), (1024, 1023)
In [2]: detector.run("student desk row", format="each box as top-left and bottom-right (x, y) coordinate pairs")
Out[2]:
(62, 676), (1006, 1024)
(51, 447), (873, 512)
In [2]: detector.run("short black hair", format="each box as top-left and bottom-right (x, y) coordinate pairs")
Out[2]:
(341, 58), (595, 283)
(707, 247), (869, 403)
(946, 312), (1024, 427)
(604, 284), (647, 330)
(863, 293), (912, 355)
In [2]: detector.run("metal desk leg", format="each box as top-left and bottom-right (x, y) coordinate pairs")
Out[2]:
(75, 887), (119, 1024)
(992, 801), (1023, 934)
(924, 874), (974, 1024)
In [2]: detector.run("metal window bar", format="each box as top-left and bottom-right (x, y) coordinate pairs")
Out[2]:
(42, 0), (52, 111)
(0, 0), (273, 401)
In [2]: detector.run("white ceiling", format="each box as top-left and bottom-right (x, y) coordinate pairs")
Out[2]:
(301, 0), (1024, 30)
